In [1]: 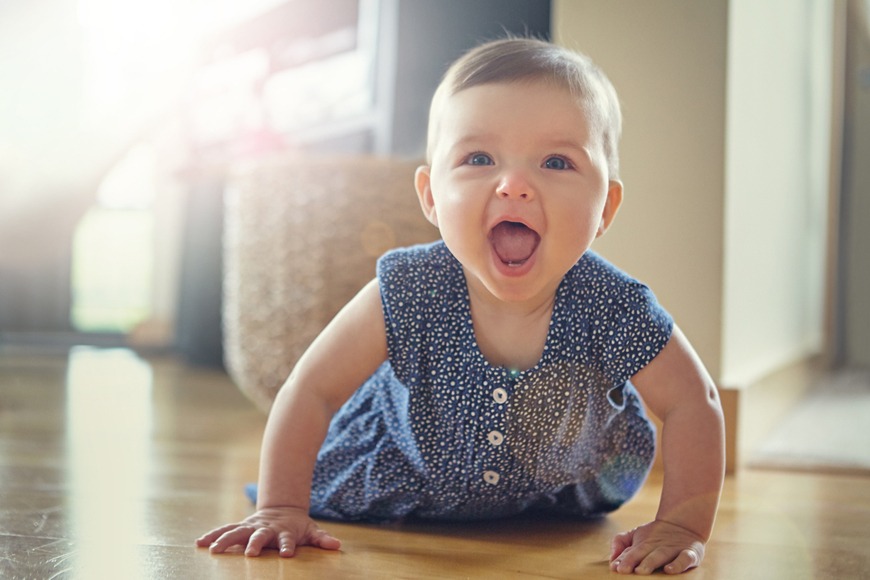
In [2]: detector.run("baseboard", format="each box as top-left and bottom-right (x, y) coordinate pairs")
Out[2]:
(719, 354), (826, 473)
(0, 330), (174, 358)
(0, 330), (126, 350)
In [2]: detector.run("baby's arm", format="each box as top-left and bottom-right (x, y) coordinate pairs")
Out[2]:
(196, 279), (388, 557)
(610, 325), (725, 575)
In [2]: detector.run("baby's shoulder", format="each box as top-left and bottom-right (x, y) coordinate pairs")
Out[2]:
(377, 241), (462, 314)
(562, 251), (672, 336)
(379, 240), (448, 274)
(569, 251), (648, 296)
(560, 251), (668, 326)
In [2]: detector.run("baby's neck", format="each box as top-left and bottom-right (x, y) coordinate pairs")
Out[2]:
(468, 292), (555, 372)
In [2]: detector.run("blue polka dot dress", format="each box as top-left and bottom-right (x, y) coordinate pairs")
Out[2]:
(309, 241), (673, 521)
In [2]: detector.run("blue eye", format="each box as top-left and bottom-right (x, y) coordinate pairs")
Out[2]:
(544, 156), (571, 170)
(467, 153), (494, 166)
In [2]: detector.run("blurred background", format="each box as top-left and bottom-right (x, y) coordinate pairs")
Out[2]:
(0, 0), (867, 386)
(0, 0), (552, 366)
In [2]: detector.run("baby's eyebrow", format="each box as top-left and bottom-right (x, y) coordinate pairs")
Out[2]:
(450, 133), (498, 148)
(443, 134), (595, 165)
(544, 137), (588, 150)
(542, 139), (595, 162)
(440, 134), (499, 160)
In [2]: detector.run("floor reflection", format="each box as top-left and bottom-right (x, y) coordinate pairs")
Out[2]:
(65, 347), (153, 579)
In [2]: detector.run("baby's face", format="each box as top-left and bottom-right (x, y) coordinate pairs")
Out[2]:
(416, 80), (622, 307)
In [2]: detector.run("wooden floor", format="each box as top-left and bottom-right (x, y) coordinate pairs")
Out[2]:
(2, 346), (869, 579)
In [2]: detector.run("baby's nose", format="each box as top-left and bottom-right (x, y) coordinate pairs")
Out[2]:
(495, 171), (536, 200)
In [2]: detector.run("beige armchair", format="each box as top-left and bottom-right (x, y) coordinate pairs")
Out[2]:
(222, 155), (440, 412)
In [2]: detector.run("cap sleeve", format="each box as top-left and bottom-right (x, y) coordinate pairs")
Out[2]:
(599, 281), (673, 385)
(572, 253), (674, 386)
(376, 242), (456, 385)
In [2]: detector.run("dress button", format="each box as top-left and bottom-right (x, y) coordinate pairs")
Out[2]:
(492, 388), (508, 404)
(483, 470), (500, 485)
(487, 430), (504, 446)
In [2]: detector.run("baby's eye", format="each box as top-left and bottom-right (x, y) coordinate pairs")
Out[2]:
(466, 152), (494, 166)
(543, 156), (572, 170)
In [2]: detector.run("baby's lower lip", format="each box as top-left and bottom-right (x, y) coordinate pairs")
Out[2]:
(490, 244), (537, 277)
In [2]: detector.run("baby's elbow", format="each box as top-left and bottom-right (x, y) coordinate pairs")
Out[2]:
(706, 381), (723, 411)
(699, 382), (726, 439)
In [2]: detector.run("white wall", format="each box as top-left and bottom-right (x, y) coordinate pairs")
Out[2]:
(555, 0), (835, 386)
(554, 0), (729, 380)
(721, 0), (833, 385)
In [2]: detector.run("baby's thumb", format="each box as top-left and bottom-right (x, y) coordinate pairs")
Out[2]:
(609, 529), (634, 561)
(311, 528), (342, 551)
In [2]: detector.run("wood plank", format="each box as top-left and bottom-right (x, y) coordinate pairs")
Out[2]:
(1, 347), (869, 579)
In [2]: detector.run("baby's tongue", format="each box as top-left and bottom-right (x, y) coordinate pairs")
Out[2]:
(490, 221), (539, 264)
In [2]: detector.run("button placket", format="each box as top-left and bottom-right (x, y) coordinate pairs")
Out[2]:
(481, 381), (511, 486)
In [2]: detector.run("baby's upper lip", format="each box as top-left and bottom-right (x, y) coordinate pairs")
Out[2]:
(487, 215), (539, 235)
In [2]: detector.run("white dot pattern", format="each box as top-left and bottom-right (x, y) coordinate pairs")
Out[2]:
(310, 242), (673, 521)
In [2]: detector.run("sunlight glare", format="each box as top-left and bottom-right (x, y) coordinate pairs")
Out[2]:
(65, 347), (154, 579)
(77, 0), (201, 108)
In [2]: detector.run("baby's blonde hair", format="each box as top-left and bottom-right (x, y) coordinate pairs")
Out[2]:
(426, 37), (623, 178)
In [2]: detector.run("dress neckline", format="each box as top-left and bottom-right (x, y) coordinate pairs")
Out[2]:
(456, 269), (568, 380)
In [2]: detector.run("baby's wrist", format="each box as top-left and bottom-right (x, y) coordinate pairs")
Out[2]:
(256, 497), (311, 513)
(653, 517), (709, 542)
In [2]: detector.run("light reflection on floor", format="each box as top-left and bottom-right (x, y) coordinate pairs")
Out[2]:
(65, 346), (153, 579)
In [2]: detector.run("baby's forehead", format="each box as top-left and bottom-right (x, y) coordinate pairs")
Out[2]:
(424, 40), (621, 174)
(447, 76), (588, 110)
(428, 79), (602, 153)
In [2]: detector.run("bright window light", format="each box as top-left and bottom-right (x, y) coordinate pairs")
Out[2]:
(71, 207), (153, 333)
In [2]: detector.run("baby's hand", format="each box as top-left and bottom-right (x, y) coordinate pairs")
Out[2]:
(609, 520), (705, 575)
(195, 506), (342, 558)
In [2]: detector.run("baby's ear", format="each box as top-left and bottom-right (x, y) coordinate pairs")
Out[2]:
(415, 165), (439, 227)
(596, 179), (623, 238)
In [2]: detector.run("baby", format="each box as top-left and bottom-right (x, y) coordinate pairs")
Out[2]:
(197, 37), (725, 575)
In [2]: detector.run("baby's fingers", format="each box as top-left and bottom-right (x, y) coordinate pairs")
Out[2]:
(610, 547), (647, 575)
(275, 528), (340, 558)
(609, 529), (635, 561)
(277, 531), (299, 558)
(209, 525), (259, 554)
(308, 528), (342, 551)
(245, 527), (281, 557)
(630, 547), (677, 575)
(195, 524), (246, 548)
(620, 546), (701, 576)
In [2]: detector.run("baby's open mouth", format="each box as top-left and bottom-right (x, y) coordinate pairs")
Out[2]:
(489, 221), (540, 267)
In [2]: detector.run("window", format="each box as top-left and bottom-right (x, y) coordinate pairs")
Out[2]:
(70, 145), (156, 334)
